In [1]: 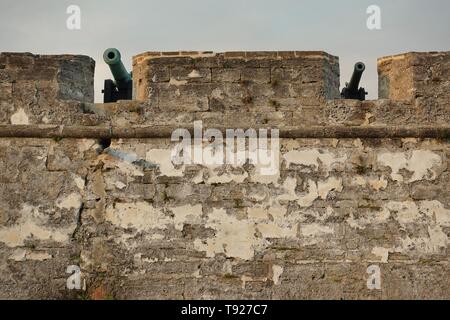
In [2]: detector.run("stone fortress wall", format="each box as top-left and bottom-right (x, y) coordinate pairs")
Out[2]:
(0, 50), (449, 299)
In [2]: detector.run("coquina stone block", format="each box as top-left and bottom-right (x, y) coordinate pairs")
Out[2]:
(378, 52), (450, 109)
(132, 51), (341, 109)
(0, 52), (95, 125)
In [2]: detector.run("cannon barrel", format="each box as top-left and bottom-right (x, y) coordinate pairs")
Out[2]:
(102, 48), (133, 103)
(341, 62), (367, 101)
(103, 48), (132, 89)
(348, 62), (365, 93)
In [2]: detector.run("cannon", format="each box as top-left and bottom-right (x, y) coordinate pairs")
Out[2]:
(102, 48), (132, 103)
(341, 62), (367, 101)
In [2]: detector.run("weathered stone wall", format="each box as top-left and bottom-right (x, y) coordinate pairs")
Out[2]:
(0, 50), (449, 300)
(0, 53), (95, 125)
(378, 52), (450, 110)
(132, 51), (340, 109)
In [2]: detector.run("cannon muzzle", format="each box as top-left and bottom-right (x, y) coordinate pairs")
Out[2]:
(341, 62), (367, 101)
(102, 48), (133, 103)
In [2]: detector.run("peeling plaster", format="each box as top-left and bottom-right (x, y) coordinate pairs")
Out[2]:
(193, 208), (262, 260)
(348, 200), (450, 256)
(283, 149), (347, 176)
(169, 78), (188, 86)
(272, 265), (283, 285)
(206, 167), (248, 184)
(351, 175), (388, 191)
(377, 150), (442, 182)
(8, 249), (53, 261)
(277, 176), (343, 207)
(188, 70), (202, 78)
(71, 174), (86, 191)
(171, 204), (203, 231)
(146, 149), (183, 177)
(105, 202), (170, 232)
(371, 247), (390, 263)
(0, 204), (75, 247)
(56, 193), (82, 210)
(10, 108), (29, 125)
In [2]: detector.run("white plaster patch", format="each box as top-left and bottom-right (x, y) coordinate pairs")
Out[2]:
(277, 176), (342, 208)
(146, 149), (184, 177)
(105, 202), (170, 232)
(277, 177), (298, 202)
(206, 167), (248, 184)
(250, 162), (280, 184)
(171, 204), (203, 231)
(248, 207), (268, 220)
(347, 207), (391, 229)
(106, 202), (207, 235)
(8, 249), (53, 261)
(103, 154), (145, 177)
(71, 174), (86, 191)
(248, 205), (296, 239)
(0, 204), (75, 247)
(188, 70), (201, 78)
(10, 108), (29, 125)
(368, 176), (388, 191)
(317, 177), (343, 199)
(399, 225), (448, 254)
(272, 265), (283, 285)
(351, 175), (388, 191)
(420, 201), (450, 226)
(386, 201), (421, 226)
(377, 150), (442, 182)
(348, 200), (450, 256)
(193, 208), (264, 260)
(257, 223), (297, 238)
(169, 78), (188, 86)
(56, 193), (82, 210)
(283, 149), (347, 176)
(371, 247), (390, 263)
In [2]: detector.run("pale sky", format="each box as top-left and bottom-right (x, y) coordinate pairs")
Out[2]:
(1, 0), (449, 102)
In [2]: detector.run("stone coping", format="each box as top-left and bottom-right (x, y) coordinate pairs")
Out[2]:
(1, 125), (449, 139)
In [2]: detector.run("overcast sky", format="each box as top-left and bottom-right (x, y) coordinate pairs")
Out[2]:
(1, 0), (449, 102)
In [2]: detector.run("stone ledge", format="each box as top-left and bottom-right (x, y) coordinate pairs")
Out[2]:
(1, 125), (450, 139)
(133, 51), (338, 63)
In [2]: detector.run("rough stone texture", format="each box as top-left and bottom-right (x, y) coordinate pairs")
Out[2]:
(0, 51), (449, 300)
(1, 136), (449, 299)
(0, 52), (95, 125)
(378, 52), (450, 110)
(132, 51), (341, 109)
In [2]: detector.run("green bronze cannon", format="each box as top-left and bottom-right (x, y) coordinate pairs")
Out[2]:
(341, 62), (368, 101)
(102, 48), (132, 103)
